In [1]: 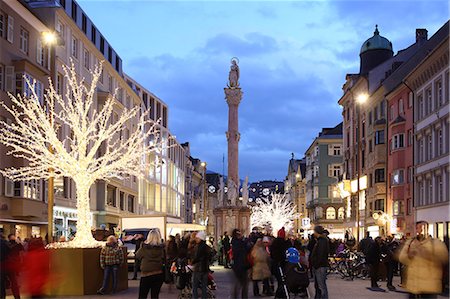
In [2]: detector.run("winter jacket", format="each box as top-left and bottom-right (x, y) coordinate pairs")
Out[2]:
(310, 235), (329, 269)
(270, 237), (289, 265)
(398, 237), (449, 295)
(231, 238), (250, 273)
(366, 241), (381, 265)
(251, 246), (271, 280)
(192, 241), (210, 273)
(223, 235), (231, 252)
(100, 243), (124, 269)
(359, 237), (373, 255)
(136, 243), (165, 276)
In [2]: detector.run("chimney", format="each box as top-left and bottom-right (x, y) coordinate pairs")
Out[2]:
(416, 29), (428, 45)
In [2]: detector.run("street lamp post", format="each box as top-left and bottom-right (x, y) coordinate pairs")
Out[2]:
(42, 31), (58, 243)
(355, 93), (368, 243)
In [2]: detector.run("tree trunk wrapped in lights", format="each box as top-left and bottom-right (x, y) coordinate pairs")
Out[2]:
(250, 193), (298, 235)
(0, 62), (167, 248)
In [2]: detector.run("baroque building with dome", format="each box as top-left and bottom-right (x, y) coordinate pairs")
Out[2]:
(336, 25), (432, 240)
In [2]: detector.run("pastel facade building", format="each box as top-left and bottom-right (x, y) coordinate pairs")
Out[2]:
(408, 23), (449, 241)
(305, 123), (345, 239)
(0, 0), (52, 239)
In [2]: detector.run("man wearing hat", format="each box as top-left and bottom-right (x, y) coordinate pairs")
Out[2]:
(310, 225), (329, 299)
(192, 231), (211, 299)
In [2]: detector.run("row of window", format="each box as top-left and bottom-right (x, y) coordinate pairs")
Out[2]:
(57, 0), (121, 73)
(0, 66), (44, 104)
(0, 11), (49, 70)
(416, 73), (449, 121)
(416, 168), (450, 207)
(106, 185), (135, 213)
(416, 121), (449, 165)
(389, 94), (413, 122)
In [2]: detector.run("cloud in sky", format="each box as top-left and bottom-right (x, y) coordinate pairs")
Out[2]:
(79, 0), (448, 181)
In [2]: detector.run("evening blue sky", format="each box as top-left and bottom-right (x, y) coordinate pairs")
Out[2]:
(79, 0), (448, 182)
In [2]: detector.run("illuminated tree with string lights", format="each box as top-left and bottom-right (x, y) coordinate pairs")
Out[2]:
(250, 193), (298, 235)
(0, 63), (166, 248)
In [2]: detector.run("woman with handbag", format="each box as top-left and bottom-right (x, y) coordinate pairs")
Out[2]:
(136, 229), (165, 299)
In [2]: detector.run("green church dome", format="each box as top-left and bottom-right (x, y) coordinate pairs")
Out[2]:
(360, 25), (393, 54)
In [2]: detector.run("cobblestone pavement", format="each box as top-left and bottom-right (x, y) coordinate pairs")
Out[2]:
(9, 265), (448, 299)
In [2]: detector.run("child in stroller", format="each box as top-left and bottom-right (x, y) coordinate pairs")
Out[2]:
(276, 247), (310, 299)
(171, 258), (216, 299)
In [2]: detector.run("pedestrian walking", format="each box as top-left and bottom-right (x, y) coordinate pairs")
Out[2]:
(310, 225), (329, 299)
(231, 228), (251, 299)
(222, 231), (231, 268)
(97, 235), (124, 295)
(250, 238), (271, 297)
(398, 221), (449, 298)
(0, 231), (10, 299)
(381, 235), (398, 291)
(270, 227), (290, 298)
(132, 234), (145, 280)
(5, 234), (23, 299)
(191, 231), (211, 299)
(359, 232), (373, 256)
(217, 236), (224, 266)
(22, 237), (50, 299)
(262, 236), (274, 296)
(135, 229), (165, 299)
(366, 236), (384, 291)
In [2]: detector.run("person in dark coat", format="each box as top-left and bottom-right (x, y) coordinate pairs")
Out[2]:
(6, 234), (23, 299)
(222, 232), (231, 268)
(270, 227), (290, 298)
(0, 232), (10, 299)
(191, 231), (210, 299)
(366, 236), (383, 291)
(231, 229), (251, 299)
(359, 232), (373, 255)
(381, 235), (398, 291)
(135, 230), (165, 299)
(311, 226), (329, 299)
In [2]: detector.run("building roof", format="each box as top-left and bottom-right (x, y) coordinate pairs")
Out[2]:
(360, 25), (393, 54)
(367, 41), (420, 94)
(318, 122), (343, 139)
(384, 21), (449, 95)
(288, 157), (306, 179)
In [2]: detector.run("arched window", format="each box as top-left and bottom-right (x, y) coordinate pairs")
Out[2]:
(326, 207), (336, 219)
(338, 207), (345, 219)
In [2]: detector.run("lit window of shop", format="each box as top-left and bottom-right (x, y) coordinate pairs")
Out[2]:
(326, 207), (336, 219)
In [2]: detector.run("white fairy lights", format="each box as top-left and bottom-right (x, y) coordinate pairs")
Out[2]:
(0, 62), (168, 248)
(250, 193), (298, 236)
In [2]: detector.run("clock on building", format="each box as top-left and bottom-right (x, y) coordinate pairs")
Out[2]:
(208, 185), (216, 193)
(262, 188), (270, 196)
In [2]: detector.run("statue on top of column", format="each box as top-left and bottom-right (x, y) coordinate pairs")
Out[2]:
(228, 57), (240, 88)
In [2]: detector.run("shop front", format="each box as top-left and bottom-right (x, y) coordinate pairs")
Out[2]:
(54, 206), (93, 239)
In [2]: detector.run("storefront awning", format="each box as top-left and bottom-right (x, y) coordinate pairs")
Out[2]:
(0, 218), (47, 225)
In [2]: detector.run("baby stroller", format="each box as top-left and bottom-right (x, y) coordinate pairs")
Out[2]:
(277, 247), (310, 299)
(171, 258), (216, 299)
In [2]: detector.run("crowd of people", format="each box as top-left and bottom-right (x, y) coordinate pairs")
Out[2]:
(0, 233), (50, 299)
(1, 220), (448, 299)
